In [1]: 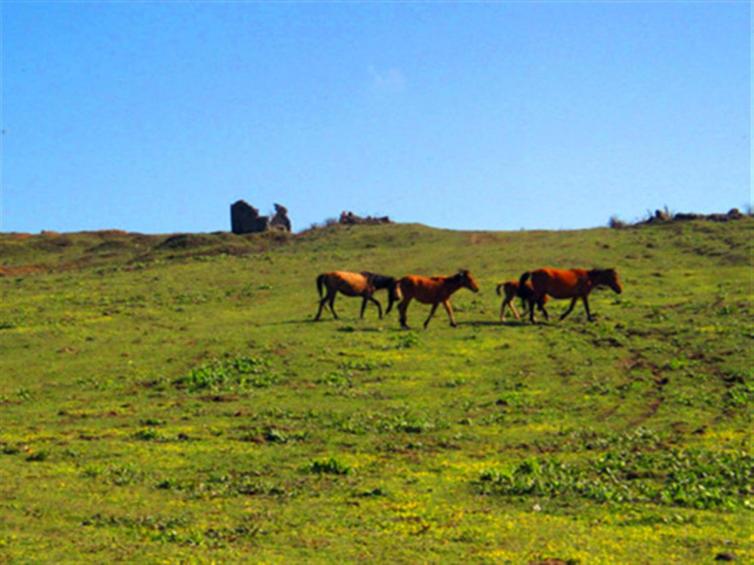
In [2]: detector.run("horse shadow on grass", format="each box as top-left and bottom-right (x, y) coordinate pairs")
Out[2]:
(260, 318), (401, 332)
(459, 319), (530, 328)
(266, 318), (536, 330)
(263, 316), (550, 330)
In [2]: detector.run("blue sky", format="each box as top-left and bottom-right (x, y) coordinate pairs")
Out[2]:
(2, 2), (750, 233)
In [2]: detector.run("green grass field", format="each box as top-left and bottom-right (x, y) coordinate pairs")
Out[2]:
(1, 220), (752, 563)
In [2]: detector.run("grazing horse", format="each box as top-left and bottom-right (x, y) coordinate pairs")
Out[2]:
(495, 279), (548, 322)
(519, 268), (623, 323)
(360, 272), (401, 315)
(315, 271), (394, 321)
(397, 269), (480, 329)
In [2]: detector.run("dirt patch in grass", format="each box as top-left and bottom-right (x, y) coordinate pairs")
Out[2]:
(0, 264), (47, 277)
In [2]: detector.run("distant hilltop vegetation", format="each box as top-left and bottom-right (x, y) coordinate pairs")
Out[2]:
(0, 211), (750, 279)
(609, 207), (747, 229)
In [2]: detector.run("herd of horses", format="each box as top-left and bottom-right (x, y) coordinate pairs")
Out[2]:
(315, 267), (623, 328)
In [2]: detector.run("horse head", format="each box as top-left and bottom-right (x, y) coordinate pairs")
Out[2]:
(458, 269), (480, 293)
(592, 268), (623, 294)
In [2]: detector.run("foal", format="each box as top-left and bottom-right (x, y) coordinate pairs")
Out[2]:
(519, 268), (623, 323)
(495, 279), (548, 321)
(397, 269), (479, 329)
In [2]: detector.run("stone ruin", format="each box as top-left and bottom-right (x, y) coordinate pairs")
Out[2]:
(270, 203), (292, 232)
(338, 211), (392, 225)
(230, 200), (292, 234)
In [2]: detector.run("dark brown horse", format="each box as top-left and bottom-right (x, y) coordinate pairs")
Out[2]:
(495, 279), (548, 321)
(518, 268), (623, 323)
(315, 271), (397, 321)
(361, 272), (401, 315)
(397, 269), (479, 329)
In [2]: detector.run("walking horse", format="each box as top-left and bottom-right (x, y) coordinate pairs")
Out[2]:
(518, 268), (623, 322)
(397, 269), (480, 329)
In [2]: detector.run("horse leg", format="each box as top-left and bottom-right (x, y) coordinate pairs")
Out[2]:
(499, 298), (507, 322)
(529, 298), (536, 323)
(560, 298), (577, 321)
(510, 299), (521, 321)
(368, 296), (383, 319)
(385, 291), (396, 315)
(582, 295), (594, 321)
(315, 295), (329, 321)
(520, 297), (531, 321)
(423, 303), (439, 329)
(385, 300), (394, 315)
(442, 300), (457, 327)
(360, 296), (368, 319)
(398, 298), (412, 329)
(539, 300), (549, 321)
(328, 292), (339, 320)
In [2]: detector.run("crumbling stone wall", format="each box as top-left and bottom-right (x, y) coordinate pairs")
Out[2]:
(230, 200), (269, 234)
(270, 203), (292, 232)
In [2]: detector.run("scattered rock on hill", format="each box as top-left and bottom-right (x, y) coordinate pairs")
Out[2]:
(339, 211), (392, 225)
(641, 208), (744, 225)
(613, 208), (749, 228)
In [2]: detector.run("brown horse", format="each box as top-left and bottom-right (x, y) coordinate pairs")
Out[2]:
(397, 269), (479, 329)
(315, 271), (394, 321)
(518, 268), (623, 323)
(495, 279), (548, 321)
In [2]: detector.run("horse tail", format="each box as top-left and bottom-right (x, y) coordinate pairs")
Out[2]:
(496, 282), (504, 296)
(316, 274), (327, 298)
(395, 277), (410, 302)
(517, 272), (531, 297)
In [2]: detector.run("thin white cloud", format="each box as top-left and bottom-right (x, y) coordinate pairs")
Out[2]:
(368, 66), (406, 93)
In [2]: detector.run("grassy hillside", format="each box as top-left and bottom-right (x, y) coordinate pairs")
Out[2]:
(1, 220), (752, 563)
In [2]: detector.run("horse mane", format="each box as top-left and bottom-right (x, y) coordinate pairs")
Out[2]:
(444, 272), (466, 283)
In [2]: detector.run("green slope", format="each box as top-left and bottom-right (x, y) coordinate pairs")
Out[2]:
(1, 220), (752, 563)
